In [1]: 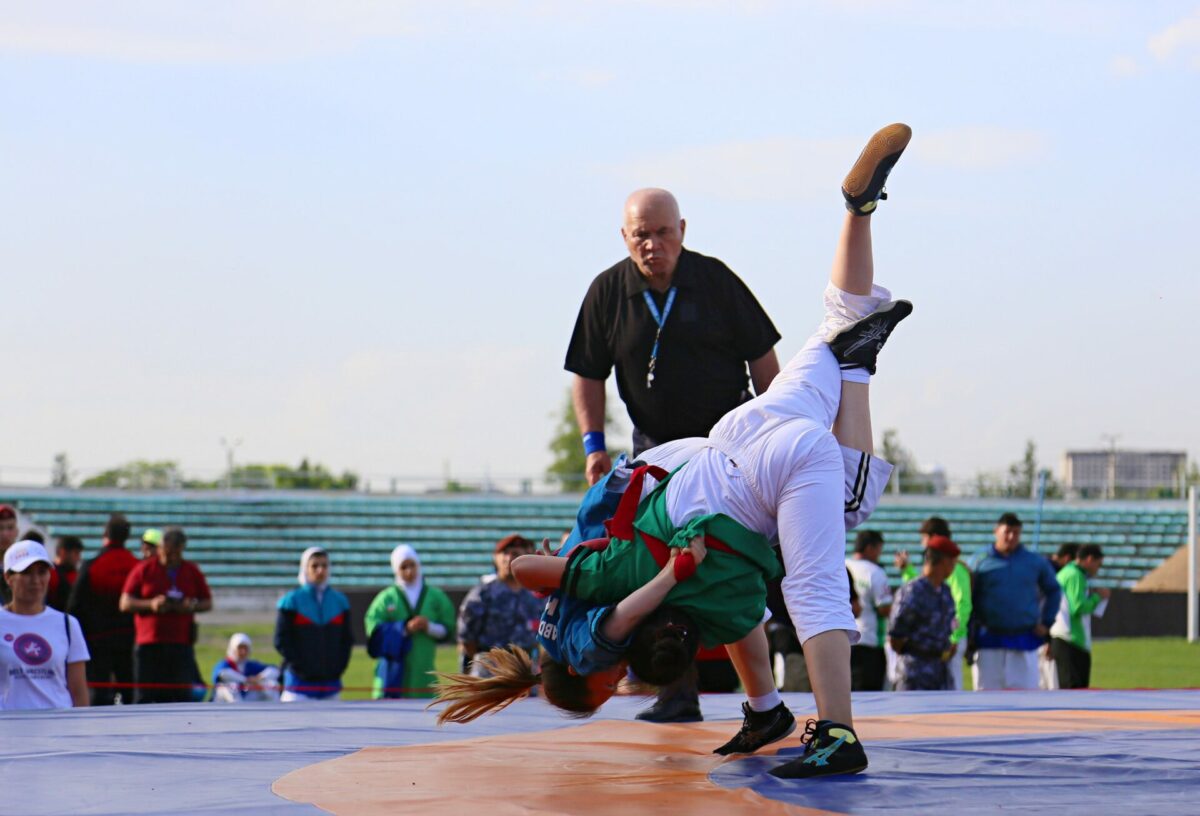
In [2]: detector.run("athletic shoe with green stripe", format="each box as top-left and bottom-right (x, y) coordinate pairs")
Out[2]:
(768, 719), (868, 779)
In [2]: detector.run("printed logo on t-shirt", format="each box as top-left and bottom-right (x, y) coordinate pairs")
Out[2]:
(13, 634), (52, 666)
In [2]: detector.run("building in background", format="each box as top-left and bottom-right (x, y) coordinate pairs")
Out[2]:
(1063, 450), (1187, 499)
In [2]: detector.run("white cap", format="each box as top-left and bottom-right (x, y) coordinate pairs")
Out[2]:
(4, 540), (52, 574)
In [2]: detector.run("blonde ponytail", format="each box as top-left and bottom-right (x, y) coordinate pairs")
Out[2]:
(429, 645), (540, 725)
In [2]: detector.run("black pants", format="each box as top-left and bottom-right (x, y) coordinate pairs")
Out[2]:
(134, 643), (197, 704)
(1051, 638), (1092, 689)
(87, 636), (135, 706)
(850, 644), (887, 691)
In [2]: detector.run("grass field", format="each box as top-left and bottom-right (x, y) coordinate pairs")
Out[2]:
(194, 623), (1200, 701)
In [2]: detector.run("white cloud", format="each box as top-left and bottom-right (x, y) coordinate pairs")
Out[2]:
(0, 2), (423, 64)
(1148, 8), (1200, 63)
(1109, 54), (1142, 77)
(601, 126), (1048, 202)
(912, 126), (1049, 170)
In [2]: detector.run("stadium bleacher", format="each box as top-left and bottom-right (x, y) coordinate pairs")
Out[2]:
(0, 490), (1188, 591)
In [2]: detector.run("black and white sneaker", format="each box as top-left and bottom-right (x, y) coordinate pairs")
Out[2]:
(713, 701), (797, 756)
(769, 719), (868, 779)
(828, 299), (912, 376)
(842, 123), (912, 216)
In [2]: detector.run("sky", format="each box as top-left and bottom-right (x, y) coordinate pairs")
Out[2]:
(3, 1), (1199, 491)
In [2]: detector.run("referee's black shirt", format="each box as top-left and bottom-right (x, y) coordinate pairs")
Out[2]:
(565, 248), (780, 443)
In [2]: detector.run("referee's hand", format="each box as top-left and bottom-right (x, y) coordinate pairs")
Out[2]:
(585, 451), (612, 485)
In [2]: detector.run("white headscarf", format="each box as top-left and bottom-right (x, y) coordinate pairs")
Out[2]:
(390, 544), (423, 611)
(298, 546), (330, 587)
(227, 632), (252, 668)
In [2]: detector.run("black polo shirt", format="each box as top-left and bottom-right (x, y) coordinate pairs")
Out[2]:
(565, 248), (780, 443)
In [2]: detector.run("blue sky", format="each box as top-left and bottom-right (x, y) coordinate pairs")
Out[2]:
(3, 1), (1198, 490)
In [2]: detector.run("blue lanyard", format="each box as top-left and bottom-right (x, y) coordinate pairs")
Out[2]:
(642, 287), (676, 389)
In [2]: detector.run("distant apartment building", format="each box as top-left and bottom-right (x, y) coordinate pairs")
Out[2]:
(1063, 450), (1187, 498)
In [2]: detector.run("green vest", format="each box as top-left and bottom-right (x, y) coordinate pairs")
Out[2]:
(561, 466), (782, 648)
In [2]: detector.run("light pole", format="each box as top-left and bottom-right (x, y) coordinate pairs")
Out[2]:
(219, 437), (242, 490)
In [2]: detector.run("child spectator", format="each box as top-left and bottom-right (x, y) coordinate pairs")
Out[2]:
(275, 547), (354, 702)
(888, 536), (959, 691)
(211, 633), (280, 702)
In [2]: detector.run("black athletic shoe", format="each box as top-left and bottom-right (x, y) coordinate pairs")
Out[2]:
(634, 689), (703, 723)
(713, 701), (797, 755)
(842, 123), (912, 216)
(828, 299), (913, 376)
(769, 719), (868, 779)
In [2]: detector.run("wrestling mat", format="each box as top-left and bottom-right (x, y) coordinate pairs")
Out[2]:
(3, 689), (1197, 815)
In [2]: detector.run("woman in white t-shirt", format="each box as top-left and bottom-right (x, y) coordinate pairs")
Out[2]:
(0, 540), (90, 710)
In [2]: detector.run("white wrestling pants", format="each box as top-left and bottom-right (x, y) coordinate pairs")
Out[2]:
(652, 283), (895, 646)
(972, 648), (1040, 690)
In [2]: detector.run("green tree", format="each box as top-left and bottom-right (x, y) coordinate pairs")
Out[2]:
(878, 429), (936, 494)
(81, 460), (182, 489)
(545, 389), (622, 493)
(1005, 440), (1061, 498)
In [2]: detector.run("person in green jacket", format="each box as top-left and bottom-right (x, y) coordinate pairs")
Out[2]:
(1049, 544), (1109, 689)
(365, 544), (455, 698)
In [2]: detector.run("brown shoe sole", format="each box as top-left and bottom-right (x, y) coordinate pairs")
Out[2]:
(842, 123), (912, 198)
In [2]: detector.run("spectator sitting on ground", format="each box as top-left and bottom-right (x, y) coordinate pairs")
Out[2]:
(140, 529), (162, 561)
(275, 547), (354, 702)
(47, 536), (84, 612)
(365, 545), (454, 699)
(68, 512), (140, 705)
(211, 633), (280, 703)
(0, 540), (90, 709)
(119, 526), (213, 704)
(457, 535), (543, 677)
(888, 536), (959, 691)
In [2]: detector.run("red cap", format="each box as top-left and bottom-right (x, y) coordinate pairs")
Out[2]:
(494, 534), (534, 555)
(0, 505), (15, 521)
(926, 535), (961, 558)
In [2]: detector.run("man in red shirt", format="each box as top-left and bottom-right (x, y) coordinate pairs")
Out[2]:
(120, 526), (213, 703)
(68, 513), (141, 705)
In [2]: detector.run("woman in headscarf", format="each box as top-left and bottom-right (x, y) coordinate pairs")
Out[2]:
(274, 547), (354, 702)
(365, 544), (455, 699)
(210, 632), (280, 702)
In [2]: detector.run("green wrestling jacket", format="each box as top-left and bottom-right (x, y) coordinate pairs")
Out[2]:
(560, 464), (782, 648)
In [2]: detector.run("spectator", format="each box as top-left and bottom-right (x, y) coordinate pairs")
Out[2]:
(896, 516), (973, 690)
(564, 188), (782, 722)
(846, 530), (892, 691)
(47, 536), (84, 612)
(888, 536), (959, 690)
(140, 528), (162, 561)
(969, 512), (1062, 690)
(1050, 544), (1110, 689)
(1049, 543), (1079, 571)
(365, 545), (455, 699)
(1038, 541), (1078, 690)
(275, 547), (354, 702)
(457, 535), (542, 677)
(0, 505), (22, 605)
(211, 633), (280, 703)
(22, 529), (46, 544)
(119, 526), (213, 703)
(67, 512), (140, 705)
(0, 540), (90, 709)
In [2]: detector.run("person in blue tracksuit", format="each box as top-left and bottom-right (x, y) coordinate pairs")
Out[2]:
(274, 547), (355, 701)
(969, 513), (1062, 690)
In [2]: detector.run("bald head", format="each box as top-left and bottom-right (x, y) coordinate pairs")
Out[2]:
(621, 188), (686, 291)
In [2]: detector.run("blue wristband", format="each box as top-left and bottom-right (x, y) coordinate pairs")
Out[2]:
(582, 431), (606, 456)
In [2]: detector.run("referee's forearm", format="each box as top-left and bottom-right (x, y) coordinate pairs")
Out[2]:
(571, 375), (607, 433)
